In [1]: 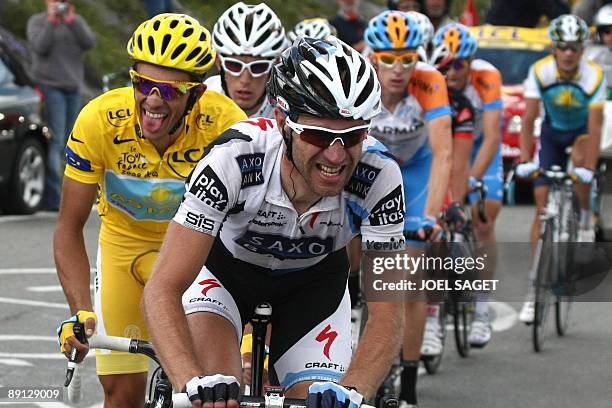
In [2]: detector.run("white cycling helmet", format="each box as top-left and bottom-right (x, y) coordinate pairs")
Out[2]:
(407, 11), (434, 45)
(594, 4), (612, 27)
(212, 2), (287, 58)
(268, 36), (381, 121)
(548, 14), (589, 44)
(288, 18), (337, 42)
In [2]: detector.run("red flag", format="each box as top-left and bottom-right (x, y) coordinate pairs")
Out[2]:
(460, 0), (479, 26)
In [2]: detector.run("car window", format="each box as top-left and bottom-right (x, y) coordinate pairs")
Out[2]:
(0, 56), (16, 86)
(475, 48), (549, 85)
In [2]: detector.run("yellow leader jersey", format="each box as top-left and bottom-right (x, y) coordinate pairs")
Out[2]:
(64, 87), (247, 242)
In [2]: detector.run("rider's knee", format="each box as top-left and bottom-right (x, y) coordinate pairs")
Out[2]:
(100, 374), (146, 408)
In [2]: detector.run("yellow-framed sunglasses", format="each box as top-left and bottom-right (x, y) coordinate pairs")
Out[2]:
(374, 51), (418, 70)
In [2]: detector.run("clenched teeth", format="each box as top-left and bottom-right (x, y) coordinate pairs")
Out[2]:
(318, 164), (342, 176)
(145, 110), (167, 119)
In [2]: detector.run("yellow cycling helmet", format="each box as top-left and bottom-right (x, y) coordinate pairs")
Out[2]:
(127, 13), (215, 77)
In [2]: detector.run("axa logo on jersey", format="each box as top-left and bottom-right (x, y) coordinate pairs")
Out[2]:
(189, 165), (229, 211)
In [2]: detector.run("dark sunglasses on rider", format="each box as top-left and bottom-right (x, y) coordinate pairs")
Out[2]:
(219, 56), (274, 78)
(555, 41), (583, 53)
(285, 117), (369, 148)
(129, 69), (202, 101)
(438, 58), (469, 75)
(598, 26), (612, 35)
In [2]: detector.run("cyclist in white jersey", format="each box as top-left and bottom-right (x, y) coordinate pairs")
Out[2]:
(364, 11), (452, 408)
(429, 23), (504, 347)
(143, 37), (407, 408)
(205, 2), (286, 119)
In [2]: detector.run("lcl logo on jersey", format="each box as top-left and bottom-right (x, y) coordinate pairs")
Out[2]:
(196, 114), (214, 130)
(316, 324), (338, 360)
(107, 108), (133, 127)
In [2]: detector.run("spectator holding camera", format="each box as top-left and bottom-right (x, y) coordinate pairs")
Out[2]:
(27, 0), (95, 210)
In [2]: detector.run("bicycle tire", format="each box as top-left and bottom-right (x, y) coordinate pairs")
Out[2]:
(554, 189), (578, 336)
(422, 301), (447, 374)
(454, 300), (473, 357)
(533, 219), (553, 352)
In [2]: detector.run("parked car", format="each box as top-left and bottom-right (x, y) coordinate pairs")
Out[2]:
(0, 33), (50, 214)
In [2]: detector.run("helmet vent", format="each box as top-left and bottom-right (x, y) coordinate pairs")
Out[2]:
(355, 74), (373, 108)
(153, 20), (161, 31)
(171, 43), (186, 60)
(137, 34), (143, 51)
(183, 27), (194, 38)
(161, 34), (171, 55)
(186, 47), (202, 62)
(335, 55), (351, 98)
(245, 13), (254, 40)
(200, 32), (207, 42)
(148, 36), (155, 55)
(198, 53), (213, 68)
(170, 19), (179, 29)
(309, 75), (334, 106)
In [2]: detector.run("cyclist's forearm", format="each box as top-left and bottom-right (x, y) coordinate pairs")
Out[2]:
(471, 112), (500, 178)
(425, 151), (451, 218)
(586, 108), (603, 169)
(143, 283), (202, 390)
(54, 227), (93, 313)
(519, 123), (535, 162)
(341, 301), (403, 400)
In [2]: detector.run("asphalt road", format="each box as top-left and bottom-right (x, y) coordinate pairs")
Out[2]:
(0, 205), (610, 407)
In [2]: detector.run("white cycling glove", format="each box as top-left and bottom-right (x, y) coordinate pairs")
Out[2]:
(307, 382), (363, 408)
(184, 374), (240, 403)
(573, 167), (594, 184)
(515, 162), (539, 178)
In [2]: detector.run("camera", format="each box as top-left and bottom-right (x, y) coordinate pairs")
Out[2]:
(56, 0), (69, 15)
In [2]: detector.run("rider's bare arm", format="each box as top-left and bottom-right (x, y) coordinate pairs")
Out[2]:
(471, 108), (501, 179)
(54, 178), (98, 314)
(586, 107), (603, 169)
(142, 222), (215, 391)
(341, 301), (404, 400)
(520, 98), (540, 162)
(425, 115), (452, 217)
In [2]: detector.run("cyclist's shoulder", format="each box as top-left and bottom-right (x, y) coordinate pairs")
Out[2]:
(530, 55), (556, 81)
(408, 62), (448, 108)
(410, 61), (445, 84)
(203, 75), (224, 94)
(359, 137), (402, 171)
(470, 59), (501, 77)
(203, 117), (283, 161)
(74, 87), (135, 136)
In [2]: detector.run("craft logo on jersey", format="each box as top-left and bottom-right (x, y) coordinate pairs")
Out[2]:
(236, 153), (265, 188)
(106, 108), (133, 127)
(184, 211), (215, 233)
(315, 324), (338, 360)
(198, 278), (221, 296)
(235, 231), (334, 260)
(196, 113), (214, 130)
(345, 162), (381, 199)
(189, 165), (228, 211)
(369, 185), (404, 226)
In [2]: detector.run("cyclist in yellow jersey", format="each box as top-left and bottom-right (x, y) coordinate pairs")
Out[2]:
(55, 14), (246, 407)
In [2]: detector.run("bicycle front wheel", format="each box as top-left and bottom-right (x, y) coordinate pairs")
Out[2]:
(454, 300), (473, 358)
(533, 220), (554, 352)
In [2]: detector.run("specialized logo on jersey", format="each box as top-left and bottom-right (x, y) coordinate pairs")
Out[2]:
(198, 278), (221, 296)
(66, 146), (93, 172)
(368, 185), (404, 226)
(345, 163), (381, 199)
(236, 153), (265, 188)
(315, 324), (338, 360)
(196, 113), (215, 130)
(189, 165), (229, 212)
(106, 108), (133, 127)
(244, 118), (274, 131)
(184, 211), (215, 233)
(235, 231), (334, 260)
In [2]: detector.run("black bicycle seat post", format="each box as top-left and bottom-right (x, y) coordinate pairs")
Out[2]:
(251, 302), (272, 397)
